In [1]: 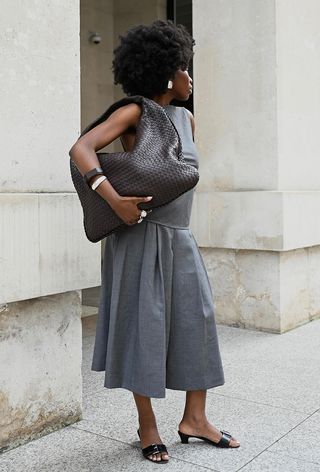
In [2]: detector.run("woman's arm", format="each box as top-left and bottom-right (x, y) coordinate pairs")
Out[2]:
(69, 103), (142, 211)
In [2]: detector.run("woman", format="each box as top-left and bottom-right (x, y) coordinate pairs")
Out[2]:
(69, 19), (240, 464)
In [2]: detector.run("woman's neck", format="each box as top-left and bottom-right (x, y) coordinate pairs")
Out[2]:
(151, 93), (174, 108)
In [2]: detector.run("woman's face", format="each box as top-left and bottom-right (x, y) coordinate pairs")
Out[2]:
(171, 68), (193, 101)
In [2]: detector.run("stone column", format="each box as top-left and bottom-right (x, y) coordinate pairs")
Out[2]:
(192, 0), (320, 333)
(0, 0), (100, 451)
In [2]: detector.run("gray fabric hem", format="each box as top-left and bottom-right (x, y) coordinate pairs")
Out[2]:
(103, 381), (166, 399)
(97, 377), (226, 399)
(165, 378), (226, 392)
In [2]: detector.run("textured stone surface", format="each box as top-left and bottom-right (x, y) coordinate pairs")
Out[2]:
(0, 193), (101, 304)
(190, 190), (320, 251)
(191, 0), (320, 335)
(0, 0), (80, 192)
(216, 320), (320, 414)
(2, 316), (319, 471)
(193, 0), (277, 192)
(268, 410), (320, 465)
(276, 0), (320, 191)
(0, 291), (82, 452)
(73, 387), (305, 472)
(240, 450), (320, 472)
(193, 0), (320, 192)
(0, 425), (213, 472)
(200, 245), (320, 333)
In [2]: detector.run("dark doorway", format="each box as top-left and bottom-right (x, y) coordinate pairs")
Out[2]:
(167, 0), (193, 113)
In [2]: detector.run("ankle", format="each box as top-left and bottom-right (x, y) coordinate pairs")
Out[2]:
(180, 414), (208, 428)
(138, 415), (157, 429)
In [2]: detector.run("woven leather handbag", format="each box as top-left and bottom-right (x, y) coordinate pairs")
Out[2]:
(69, 94), (199, 243)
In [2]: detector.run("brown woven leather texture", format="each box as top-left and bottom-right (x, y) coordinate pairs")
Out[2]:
(69, 95), (199, 242)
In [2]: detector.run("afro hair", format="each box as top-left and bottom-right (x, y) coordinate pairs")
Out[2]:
(112, 19), (195, 98)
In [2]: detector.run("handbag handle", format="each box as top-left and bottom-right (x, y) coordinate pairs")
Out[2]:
(78, 95), (183, 159)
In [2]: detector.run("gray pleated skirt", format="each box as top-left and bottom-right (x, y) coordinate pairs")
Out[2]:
(91, 200), (225, 398)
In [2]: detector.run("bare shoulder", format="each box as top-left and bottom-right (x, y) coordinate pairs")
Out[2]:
(183, 107), (195, 140)
(111, 102), (142, 128)
(72, 102), (142, 152)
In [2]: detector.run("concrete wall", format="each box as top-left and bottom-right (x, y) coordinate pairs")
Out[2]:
(0, 291), (82, 452)
(0, 0), (100, 451)
(276, 0), (320, 190)
(193, 0), (278, 192)
(1, 2), (79, 194)
(192, 0), (320, 332)
(0, 0), (101, 305)
(80, 0), (115, 142)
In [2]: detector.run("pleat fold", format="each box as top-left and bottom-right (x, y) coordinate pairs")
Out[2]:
(91, 221), (224, 398)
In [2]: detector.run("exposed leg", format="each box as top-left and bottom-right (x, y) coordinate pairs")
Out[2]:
(133, 392), (169, 461)
(178, 390), (240, 447)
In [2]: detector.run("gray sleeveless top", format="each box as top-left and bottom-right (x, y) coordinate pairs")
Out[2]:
(146, 105), (199, 229)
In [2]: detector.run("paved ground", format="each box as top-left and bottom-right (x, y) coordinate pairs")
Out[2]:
(1, 315), (320, 472)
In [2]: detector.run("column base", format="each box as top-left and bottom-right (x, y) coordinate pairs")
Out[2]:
(201, 246), (320, 333)
(0, 291), (82, 452)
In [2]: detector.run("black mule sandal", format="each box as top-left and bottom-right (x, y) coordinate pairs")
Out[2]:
(178, 429), (240, 448)
(137, 428), (169, 464)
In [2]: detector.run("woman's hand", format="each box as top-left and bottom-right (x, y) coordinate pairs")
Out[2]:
(113, 195), (153, 225)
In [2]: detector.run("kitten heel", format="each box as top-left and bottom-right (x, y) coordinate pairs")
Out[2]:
(177, 430), (189, 444)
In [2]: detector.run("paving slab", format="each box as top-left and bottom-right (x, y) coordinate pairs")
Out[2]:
(239, 450), (320, 472)
(2, 317), (318, 472)
(72, 385), (307, 472)
(267, 410), (320, 466)
(211, 319), (320, 414)
(0, 425), (214, 472)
